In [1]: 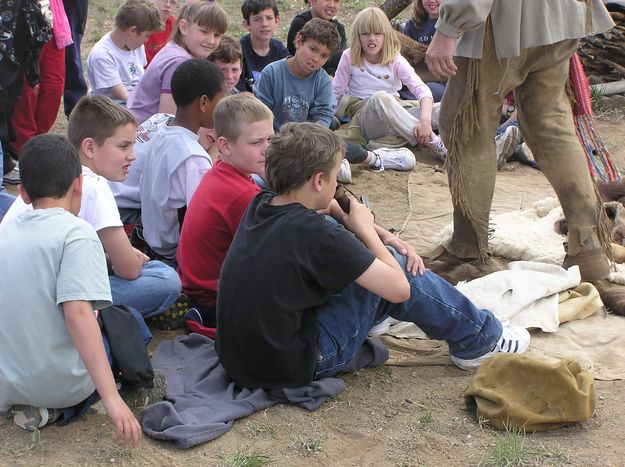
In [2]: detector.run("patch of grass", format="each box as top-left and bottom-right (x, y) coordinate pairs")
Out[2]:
(419, 407), (433, 428)
(591, 85), (605, 111)
(480, 423), (569, 466)
(218, 445), (273, 467)
(245, 420), (276, 437)
(291, 433), (324, 455)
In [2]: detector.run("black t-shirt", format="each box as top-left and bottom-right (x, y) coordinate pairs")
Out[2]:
(286, 11), (347, 76)
(236, 34), (289, 93)
(216, 192), (375, 388)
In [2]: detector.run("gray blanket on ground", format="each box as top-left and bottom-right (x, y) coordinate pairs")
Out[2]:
(142, 333), (388, 449)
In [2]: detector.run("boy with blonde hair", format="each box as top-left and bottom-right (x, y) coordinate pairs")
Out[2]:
(87, 0), (163, 102)
(177, 94), (273, 326)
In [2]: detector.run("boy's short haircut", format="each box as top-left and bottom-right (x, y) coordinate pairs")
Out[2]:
(265, 122), (344, 194)
(20, 134), (82, 201)
(208, 35), (242, 65)
(214, 94), (273, 141)
(173, 2), (228, 49)
(114, 0), (163, 33)
(297, 18), (340, 53)
(171, 59), (225, 107)
(67, 95), (136, 149)
(241, 0), (279, 21)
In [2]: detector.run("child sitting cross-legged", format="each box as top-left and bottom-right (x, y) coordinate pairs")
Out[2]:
(216, 122), (531, 389)
(254, 18), (416, 183)
(333, 7), (448, 161)
(177, 94), (274, 329)
(0, 134), (141, 445)
(0, 95), (182, 321)
(139, 59), (226, 263)
(86, 0), (163, 103)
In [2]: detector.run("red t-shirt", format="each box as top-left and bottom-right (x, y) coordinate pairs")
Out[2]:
(145, 15), (175, 66)
(177, 159), (261, 310)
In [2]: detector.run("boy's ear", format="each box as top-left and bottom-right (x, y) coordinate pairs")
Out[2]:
(128, 25), (138, 35)
(81, 137), (96, 160)
(294, 33), (302, 49)
(17, 184), (32, 205)
(216, 135), (231, 156)
(242, 19), (251, 32)
(311, 171), (325, 192)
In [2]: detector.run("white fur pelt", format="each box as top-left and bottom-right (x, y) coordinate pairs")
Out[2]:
(432, 197), (625, 284)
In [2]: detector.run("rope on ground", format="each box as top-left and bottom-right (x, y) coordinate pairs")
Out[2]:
(396, 168), (413, 235)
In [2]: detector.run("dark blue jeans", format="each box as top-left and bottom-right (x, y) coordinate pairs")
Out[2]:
(57, 307), (152, 425)
(314, 248), (502, 379)
(63, 0), (88, 117)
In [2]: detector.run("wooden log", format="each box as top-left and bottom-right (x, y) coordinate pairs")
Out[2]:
(379, 0), (412, 20)
(592, 79), (625, 96)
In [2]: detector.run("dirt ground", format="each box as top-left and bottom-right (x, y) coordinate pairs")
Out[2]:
(3, 1), (625, 465)
(2, 120), (624, 466)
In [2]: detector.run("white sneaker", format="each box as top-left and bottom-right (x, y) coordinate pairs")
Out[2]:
(371, 147), (416, 172)
(495, 125), (520, 170)
(337, 158), (352, 184)
(428, 137), (448, 162)
(451, 322), (530, 370)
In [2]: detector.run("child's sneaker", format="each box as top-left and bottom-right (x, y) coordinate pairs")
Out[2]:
(451, 322), (530, 370)
(337, 158), (352, 184)
(495, 125), (520, 170)
(3, 167), (20, 185)
(371, 147), (416, 172)
(428, 137), (448, 162)
(149, 294), (191, 330)
(11, 405), (61, 431)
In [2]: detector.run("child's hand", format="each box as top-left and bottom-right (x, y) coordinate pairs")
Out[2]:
(413, 120), (433, 146)
(343, 198), (375, 234)
(102, 395), (142, 449)
(382, 235), (425, 277)
(132, 247), (149, 265)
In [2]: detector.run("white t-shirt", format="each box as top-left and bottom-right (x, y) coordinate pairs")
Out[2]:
(140, 124), (212, 259)
(87, 32), (147, 98)
(0, 166), (123, 233)
(0, 208), (111, 411)
(109, 113), (174, 210)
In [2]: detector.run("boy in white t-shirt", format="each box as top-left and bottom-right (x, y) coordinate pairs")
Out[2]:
(139, 59), (226, 262)
(87, 0), (163, 103)
(0, 134), (141, 445)
(0, 95), (182, 320)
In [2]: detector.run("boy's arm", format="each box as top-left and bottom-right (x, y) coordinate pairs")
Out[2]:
(342, 200), (410, 303)
(108, 83), (129, 101)
(309, 75), (336, 128)
(253, 66), (275, 110)
(98, 226), (147, 280)
(63, 300), (141, 448)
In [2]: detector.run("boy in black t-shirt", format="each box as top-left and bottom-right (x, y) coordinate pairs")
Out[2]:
(236, 0), (289, 93)
(216, 122), (530, 389)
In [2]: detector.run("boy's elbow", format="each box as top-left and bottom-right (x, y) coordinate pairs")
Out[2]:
(111, 263), (142, 281)
(388, 279), (411, 304)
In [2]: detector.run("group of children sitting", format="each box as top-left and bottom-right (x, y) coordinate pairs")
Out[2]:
(0, 0), (531, 448)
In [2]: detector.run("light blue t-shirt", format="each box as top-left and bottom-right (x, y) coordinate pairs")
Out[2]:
(0, 208), (112, 411)
(253, 58), (336, 131)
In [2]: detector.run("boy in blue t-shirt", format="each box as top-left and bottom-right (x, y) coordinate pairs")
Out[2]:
(236, 0), (289, 93)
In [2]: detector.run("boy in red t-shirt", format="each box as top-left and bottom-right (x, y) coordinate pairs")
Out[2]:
(145, 0), (177, 65)
(176, 94), (274, 327)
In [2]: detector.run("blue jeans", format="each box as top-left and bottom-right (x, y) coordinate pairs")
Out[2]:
(109, 260), (181, 319)
(57, 306), (152, 425)
(62, 0), (88, 117)
(314, 248), (502, 379)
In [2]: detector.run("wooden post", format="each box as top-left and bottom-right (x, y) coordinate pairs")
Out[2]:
(379, 0), (412, 20)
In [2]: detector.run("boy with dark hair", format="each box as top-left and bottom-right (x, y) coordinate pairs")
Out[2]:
(1, 95), (182, 320)
(209, 35), (244, 94)
(0, 134), (141, 445)
(217, 122), (530, 388)
(140, 59), (226, 261)
(87, 0), (163, 102)
(236, 0), (288, 93)
(255, 18), (416, 183)
(287, 0), (347, 75)
(177, 94), (273, 327)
